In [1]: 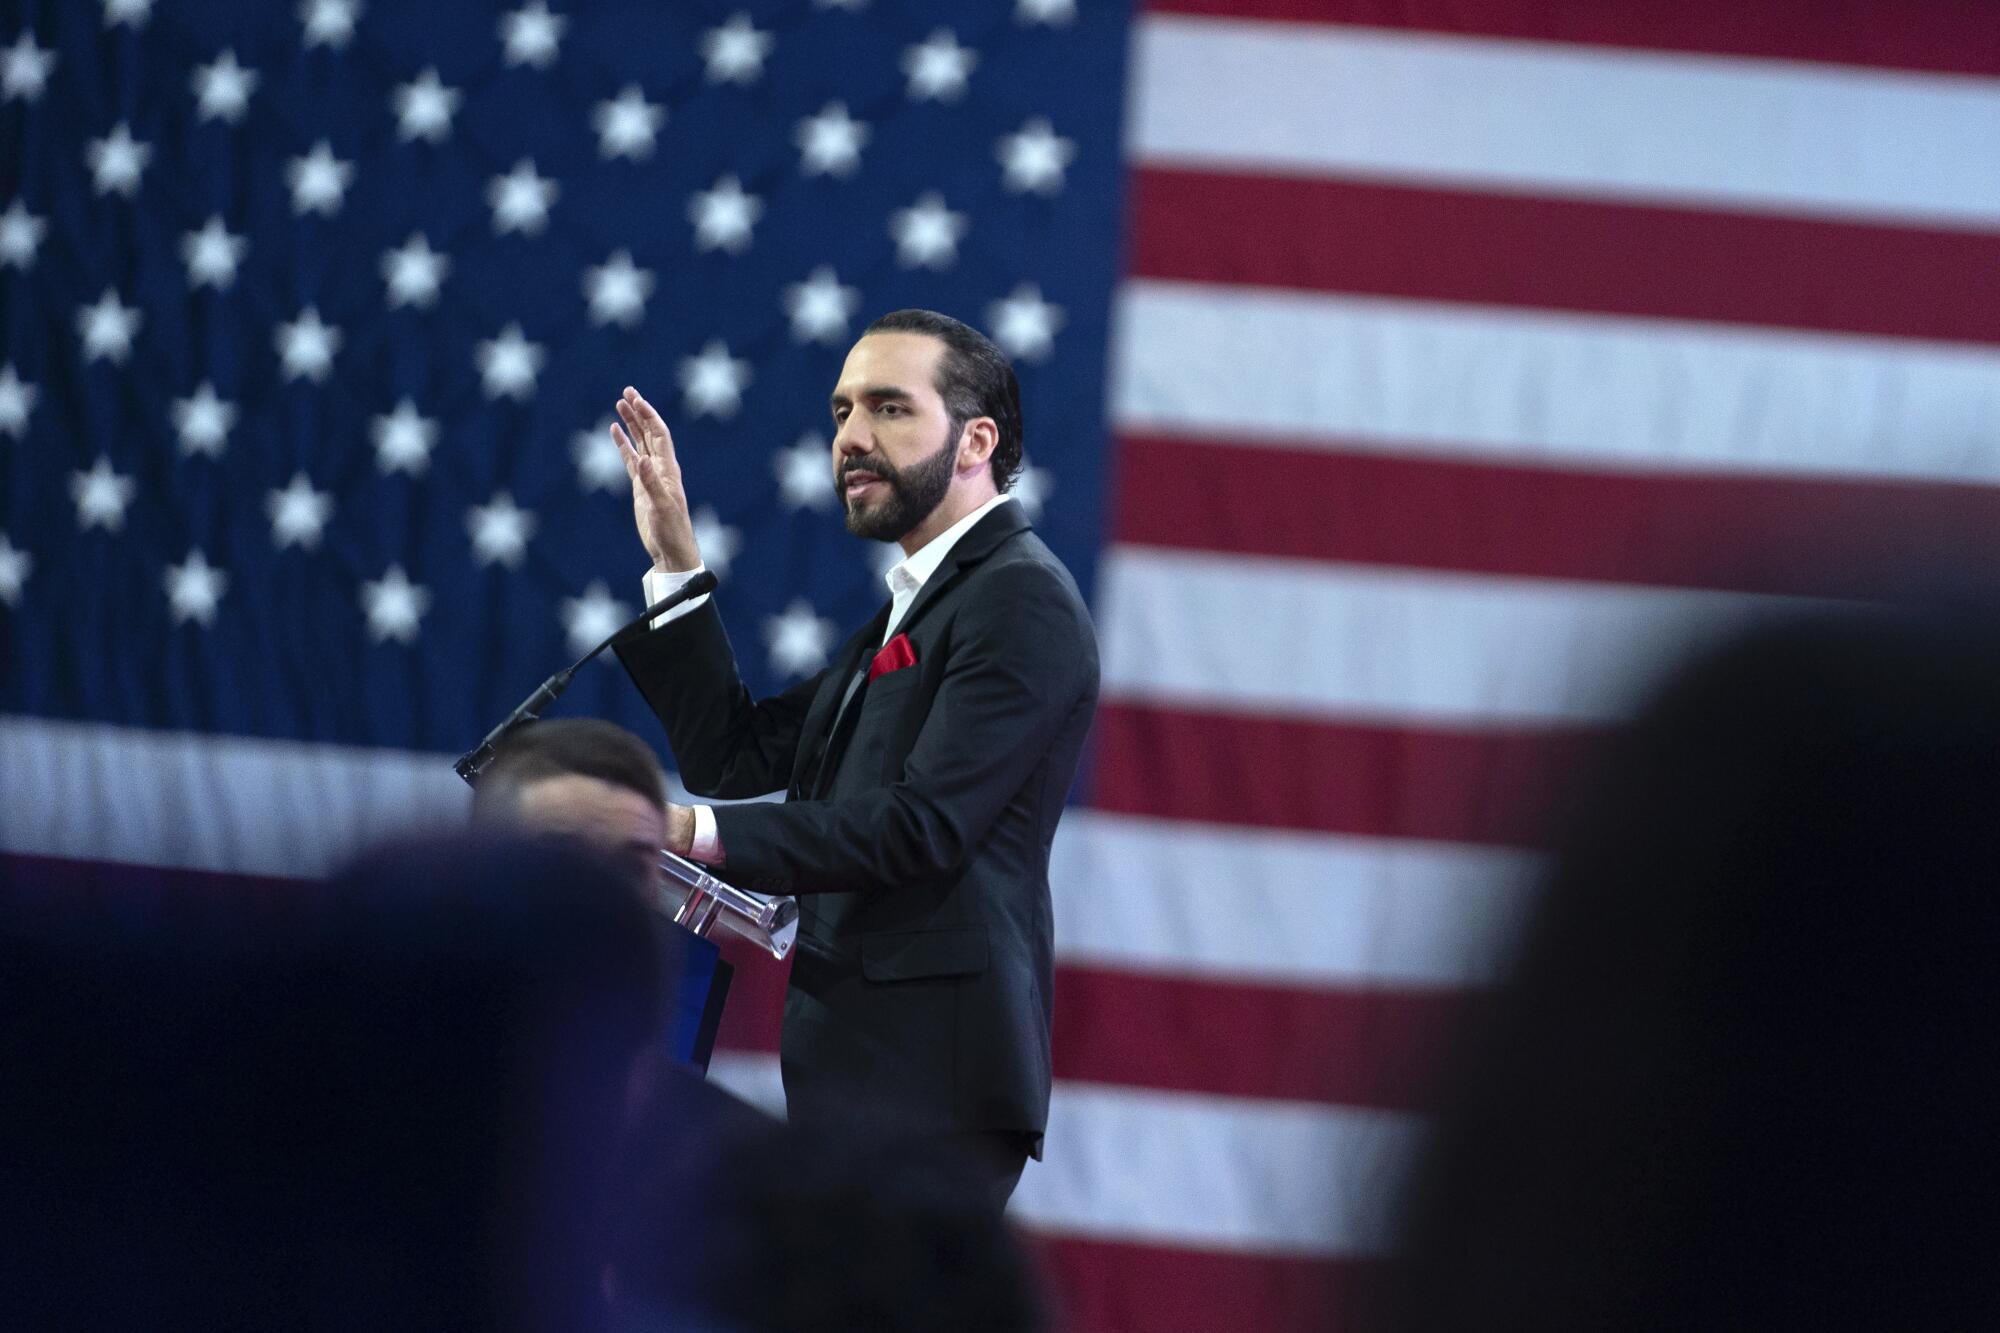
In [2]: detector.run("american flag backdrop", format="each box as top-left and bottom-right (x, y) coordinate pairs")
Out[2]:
(7, 1), (2000, 1329)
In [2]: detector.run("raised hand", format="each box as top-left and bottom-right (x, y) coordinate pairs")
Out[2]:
(613, 387), (702, 572)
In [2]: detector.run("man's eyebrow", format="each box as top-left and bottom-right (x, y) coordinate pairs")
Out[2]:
(830, 385), (916, 409)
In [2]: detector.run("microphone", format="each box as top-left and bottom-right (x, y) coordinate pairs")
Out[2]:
(453, 568), (718, 786)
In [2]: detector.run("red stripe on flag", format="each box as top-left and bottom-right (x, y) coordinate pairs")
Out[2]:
(1131, 168), (2000, 346)
(719, 951), (1472, 1110)
(1091, 701), (1586, 848)
(1054, 965), (1465, 1111)
(1113, 434), (2000, 598)
(1031, 1234), (1385, 1333)
(1143, 0), (2000, 79)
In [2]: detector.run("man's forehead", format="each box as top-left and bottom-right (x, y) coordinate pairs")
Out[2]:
(833, 330), (943, 399)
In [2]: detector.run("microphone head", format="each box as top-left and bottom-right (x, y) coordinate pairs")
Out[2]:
(686, 567), (719, 598)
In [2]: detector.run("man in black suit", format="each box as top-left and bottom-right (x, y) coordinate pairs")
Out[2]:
(609, 309), (1098, 1200)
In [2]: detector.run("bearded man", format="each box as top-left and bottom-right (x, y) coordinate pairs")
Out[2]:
(610, 309), (1099, 1201)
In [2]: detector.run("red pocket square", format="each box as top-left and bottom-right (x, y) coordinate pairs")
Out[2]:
(868, 633), (917, 681)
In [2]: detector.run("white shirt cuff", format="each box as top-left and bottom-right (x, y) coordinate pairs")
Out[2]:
(689, 803), (722, 864)
(641, 564), (712, 630)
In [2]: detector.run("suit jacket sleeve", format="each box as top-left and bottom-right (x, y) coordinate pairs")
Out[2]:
(713, 559), (1099, 894)
(615, 597), (826, 800)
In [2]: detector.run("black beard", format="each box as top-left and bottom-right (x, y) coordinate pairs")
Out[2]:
(839, 432), (957, 542)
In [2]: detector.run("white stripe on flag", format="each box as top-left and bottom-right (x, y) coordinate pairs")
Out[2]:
(0, 714), (471, 877)
(706, 1051), (1418, 1258)
(1097, 547), (1793, 725)
(1113, 280), (2000, 482)
(2, 719), (1530, 988)
(1052, 811), (1536, 988)
(1132, 16), (2000, 228)
(1020, 1080), (1415, 1255)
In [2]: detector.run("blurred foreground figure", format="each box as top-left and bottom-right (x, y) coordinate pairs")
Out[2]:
(474, 717), (674, 893)
(1, 833), (658, 1330)
(1387, 604), (2000, 1332)
(605, 1103), (1047, 1333)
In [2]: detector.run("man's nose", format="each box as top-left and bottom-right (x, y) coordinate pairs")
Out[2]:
(835, 419), (873, 457)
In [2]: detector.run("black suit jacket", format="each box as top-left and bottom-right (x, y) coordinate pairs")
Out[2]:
(617, 500), (1099, 1146)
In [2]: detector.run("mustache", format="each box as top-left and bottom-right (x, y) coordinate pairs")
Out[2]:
(839, 459), (896, 483)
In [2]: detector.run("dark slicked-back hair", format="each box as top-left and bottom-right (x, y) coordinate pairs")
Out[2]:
(864, 308), (1024, 493)
(474, 718), (668, 815)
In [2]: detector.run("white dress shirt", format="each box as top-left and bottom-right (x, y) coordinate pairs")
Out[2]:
(644, 493), (1013, 863)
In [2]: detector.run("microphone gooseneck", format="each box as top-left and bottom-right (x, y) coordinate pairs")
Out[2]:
(452, 568), (719, 786)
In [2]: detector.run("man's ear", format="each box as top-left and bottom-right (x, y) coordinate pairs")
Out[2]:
(956, 417), (999, 470)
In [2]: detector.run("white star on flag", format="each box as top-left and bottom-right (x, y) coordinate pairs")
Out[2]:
(476, 324), (545, 401)
(274, 307), (341, 382)
(287, 140), (354, 216)
(988, 283), (1065, 361)
(1015, 0), (1076, 22)
(998, 117), (1075, 195)
(392, 68), (460, 143)
(164, 550), (228, 627)
(691, 507), (743, 579)
(572, 422), (625, 493)
(381, 232), (449, 309)
(679, 341), (751, 419)
(689, 175), (762, 254)
(561, 582), (631, 657)
(795, 102), (868, 178)
(360, 566), (430, 644)
(77, 289), (142, 363)
(890, 192), (967, 269)
(267, 473), (335, 550)
(71, 457), (136, 532)
(902, 29), (977, 102)
(0, 200), (44, 268)
(0, 533), (30, 607)
(702, 14), (772, 84)
(1010, 460), (1053, 520)
(765, 599), (838, 678)
(489, 159), (558, 235)
(372, 400), (437, 475)
(775, 435), (836, 511)
(102, 0), (153, 29)
(300, 0), (362, 50)
(785, 266), (859, 345)
(86, 122), (150, 197)
(2, 33), (58, 103)
(584, 250), (654, 328)
(172, 383), (237, 458)
(191, 50), (258, 123)
(182, 216), (248, 290)
(467, 492), (536, 568)
(595, 86), (664, 160)
(500, 1), (565, 68)
(0, 364), (36, 439)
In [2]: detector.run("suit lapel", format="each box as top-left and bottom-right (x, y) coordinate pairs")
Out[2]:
(791, 601), (890, 798)
(887, 499), (1031, 642)
(794, 501), (1032, 799)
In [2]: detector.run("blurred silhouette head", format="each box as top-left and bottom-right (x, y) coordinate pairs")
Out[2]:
(605, 1104), (1047, 1333)
(474, 718), (671, 890)
(1386, 602), (2000, 1332)
(2, 831), (660, 1330)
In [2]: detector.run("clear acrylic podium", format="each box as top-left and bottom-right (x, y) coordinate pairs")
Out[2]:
(652, 849), (798, 961)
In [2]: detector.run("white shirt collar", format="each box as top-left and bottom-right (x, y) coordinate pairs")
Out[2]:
(883, 493), (1013, 602)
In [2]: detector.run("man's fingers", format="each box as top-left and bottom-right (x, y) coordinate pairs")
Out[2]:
(614, 397), (651, 457)
(630, 391), (680, 465)
(612, 421), (639, 462)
